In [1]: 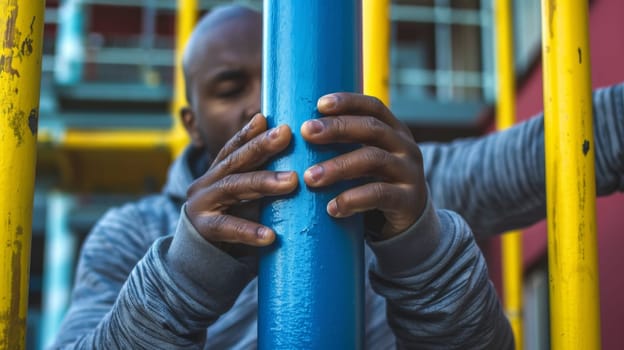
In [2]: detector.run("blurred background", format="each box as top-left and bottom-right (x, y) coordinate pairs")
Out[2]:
(28, 0), (624, 349)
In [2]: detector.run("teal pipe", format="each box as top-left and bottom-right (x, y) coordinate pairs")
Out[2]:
(54, 0), (85, 85)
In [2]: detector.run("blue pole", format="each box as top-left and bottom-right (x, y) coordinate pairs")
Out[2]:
(259, 1), (364, 349)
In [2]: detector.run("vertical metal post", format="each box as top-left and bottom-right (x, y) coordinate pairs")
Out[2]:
(479, 0), (495, 102)
(54, 0), (85, 86)
(494, 0), (523, 348)
(434, 0), (453, 100)
(170, 0), (197, 157)
(541, 0), (601, 348)
(40, 193), (77, 349)
(363, 0), (390, 105)
(260, 1), (364, 349)
(0, 0), (45, 348)
(141, 0), (158, 86)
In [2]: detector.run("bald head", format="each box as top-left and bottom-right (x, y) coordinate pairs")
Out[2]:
(182, 5), (262, 104)
(178, 4), (262, 157)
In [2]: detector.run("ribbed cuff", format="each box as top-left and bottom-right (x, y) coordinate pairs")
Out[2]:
(165, 205), (254, 313)
(367, 195), (441, 277)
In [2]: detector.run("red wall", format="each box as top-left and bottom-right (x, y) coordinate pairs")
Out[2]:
(514, 0), (624, 347)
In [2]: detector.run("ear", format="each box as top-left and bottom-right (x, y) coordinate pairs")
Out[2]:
(180, 107), (204, 148)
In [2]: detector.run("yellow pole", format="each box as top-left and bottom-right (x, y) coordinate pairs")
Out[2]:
(169, 0), (198, 157)
(363, 0), (390, 105)
(494, 0), (523, 348)
(0, 1), (45, 349)
(541, 0), (601, 348)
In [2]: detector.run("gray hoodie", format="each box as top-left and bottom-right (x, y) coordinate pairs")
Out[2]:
(51, 84), (624, 349)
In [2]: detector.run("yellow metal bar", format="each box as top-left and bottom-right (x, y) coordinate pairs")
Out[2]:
(494, 0), (523, 348)
(541, 0), (601, 348)
(0, 1), (45, 349)
(169, 0), (198, 157)
(363, 0), (390, 106)
(60, 130), (171, 150)
(501, 231), (523, 349)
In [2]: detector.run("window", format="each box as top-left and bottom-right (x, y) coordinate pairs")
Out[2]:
(390, 0), (493, 125)
(513, 0), (542, 75)
(390, 0), (544, 126)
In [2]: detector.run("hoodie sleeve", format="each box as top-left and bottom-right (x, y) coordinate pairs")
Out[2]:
(420, 83), (624, 238)
(367, 198), (514, 349)
(50, 203), (254, 349)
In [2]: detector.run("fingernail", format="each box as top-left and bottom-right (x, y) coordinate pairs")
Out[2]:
(269, 126), (280, 139)
(304, 120), (324, 134)
(257, 227), (270, 240)
(305, 165), (324, 182)
(318, 95), (338, 110)
(277, 171), (293, 182)
(327, 199), (340, 217)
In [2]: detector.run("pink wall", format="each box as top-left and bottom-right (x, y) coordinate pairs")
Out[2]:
(513, 0), (624, 347)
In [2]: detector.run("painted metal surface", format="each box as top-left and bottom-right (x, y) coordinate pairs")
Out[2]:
(494, 0), (523, 348)
(40, 193), (77, 349)
(170, 0), (197, 157)
(541, 0), (601, 348)
(363, 0), (390, 105)
(259, 1), (364, 349)
(54, 0), (85, 85)
(0, 0), (44, 348)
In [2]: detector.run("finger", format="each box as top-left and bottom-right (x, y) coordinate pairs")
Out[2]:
(301, 115), (410, 152)
(317, 92), (404, 130)
(218, 124), (291, 173)
(193, 213), (276, 246)
(204, 124), (292, 185)
(304, 146), (408, 187)
(212, 113), (267, 165)
(326, 182), (419, 234)
(326, 182), (405, 218)
(197, 171), (298, 208)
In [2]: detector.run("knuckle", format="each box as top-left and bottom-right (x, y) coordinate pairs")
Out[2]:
(369, 95), (384, 109)
(187, 179), (201, 198)
(233, 222), (250, 242)
(214, 130), (247, 165)
(251, 135), (267, 154)
(330, 156), (350, 175)
(397, 119), (412, 135)
(249, 172), (266, 190)
(186, 174), (213, 198)
(231, 129), (247, 149)
(364, 117), (386, 136)
(369, 96), (387, 116)
(208, 215), (224, 230)
(405, 143), (423, 164)
(371, 182), (387, 202)
(369, 146), (388, 162)
(205, 215), (228, 239)
(221, 152), (240, 173)
(219, 174), (242, 196)
(333, 117), (349, 136)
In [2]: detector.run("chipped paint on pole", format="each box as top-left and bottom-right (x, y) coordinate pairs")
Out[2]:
(0, 0), (44, 348)
(541, 0), (601, 348)
(259, 1), (364, 349)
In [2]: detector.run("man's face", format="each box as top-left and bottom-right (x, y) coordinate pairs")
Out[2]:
(184, 14), (262, 158)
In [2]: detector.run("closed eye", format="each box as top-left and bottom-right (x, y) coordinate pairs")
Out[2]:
(209, 69), (248, 99)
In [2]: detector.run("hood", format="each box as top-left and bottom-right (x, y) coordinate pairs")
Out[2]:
(162, 146), (210, 201)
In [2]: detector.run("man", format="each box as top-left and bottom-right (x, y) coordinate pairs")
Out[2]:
(52, 4), (624, 349)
